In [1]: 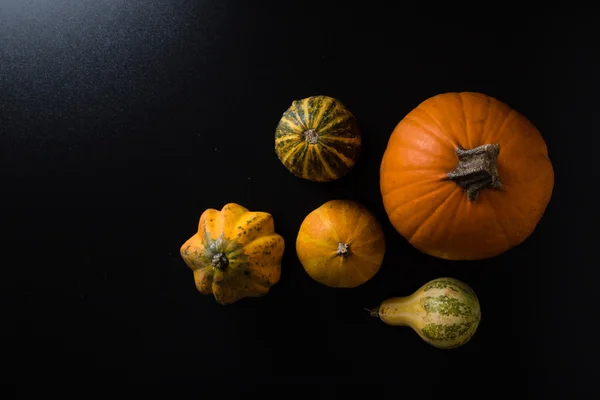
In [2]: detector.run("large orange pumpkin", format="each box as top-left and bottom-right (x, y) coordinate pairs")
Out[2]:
(380, 92), (554, 260)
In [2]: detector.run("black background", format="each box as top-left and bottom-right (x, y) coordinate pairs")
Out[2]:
(2, 1), (598, 396)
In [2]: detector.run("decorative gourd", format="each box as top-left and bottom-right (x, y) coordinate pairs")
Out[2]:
(380, 92), (554, 260)
(275, 95), (362, 182)
(180, 203), (285, 305)
(296, 199), (385, 288)
(369, 277), (481, 349)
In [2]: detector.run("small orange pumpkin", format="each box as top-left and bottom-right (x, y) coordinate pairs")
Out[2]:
(296, 200), (386, 288)
(380, 92), (554, 260)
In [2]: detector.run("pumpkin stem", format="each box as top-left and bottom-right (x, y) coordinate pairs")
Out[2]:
(211, 252), (229, 270)
(303, 129), (319, 144)
(365, 307), (379, 318)
(336, 242), (351, 257)
(447, 143), (502, 201)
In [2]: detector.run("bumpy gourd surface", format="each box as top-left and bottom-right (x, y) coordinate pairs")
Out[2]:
(180, 203), (285, 305)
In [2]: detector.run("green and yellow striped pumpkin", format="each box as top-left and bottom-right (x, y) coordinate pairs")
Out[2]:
(274, 95), (362, 182)
(370, 277), (481, 349)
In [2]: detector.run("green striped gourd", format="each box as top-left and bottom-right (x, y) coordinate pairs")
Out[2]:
(369, 277), (481, 349)
(274, 95), (361, 182)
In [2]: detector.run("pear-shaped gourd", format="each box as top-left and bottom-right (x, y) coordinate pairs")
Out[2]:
(369, 277), (481, 349)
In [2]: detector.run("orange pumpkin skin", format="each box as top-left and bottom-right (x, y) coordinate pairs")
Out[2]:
(380, 92), (554, 260)
(296, 200), (386, 288)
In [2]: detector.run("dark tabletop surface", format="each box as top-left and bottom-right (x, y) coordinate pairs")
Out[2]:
(2, 1), (598, 395)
